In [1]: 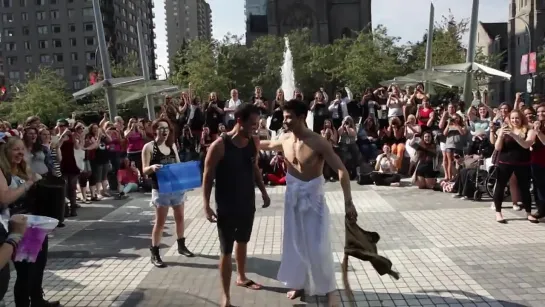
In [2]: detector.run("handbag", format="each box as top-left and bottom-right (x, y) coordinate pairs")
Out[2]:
(156, 161), (202, 193)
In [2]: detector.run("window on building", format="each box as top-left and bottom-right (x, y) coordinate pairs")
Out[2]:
(71, 66), (79, 76)
(36, 0), (45, 5)
(55, 68), (64, 76)
(38, 40), (48, 49)
(2, 0), (12, 8)
(50, 10), (60, 19)
(73, 81), (82, 90)
(2, 13), (13, 23)
(69, 24), (76, 32)
(21, 27), (30, 35)
(38, 25), (48, 34)
(25, 56), (32, 64)
(52, 39), (62, 47)
(24, 41), (31, 50)
(20, 12), (28, 21)
(71, 52), (78, 61)
(3, 28), (14, 37)
(53, 53), (63, 62)
(6, 42), (16, 51)
(83, 8), (93, 16)
(50, 0), (57, 4)
(40, 54), (51, 63)
(8, 71), (20, 79)
(85, 37), (95, 46)
(67, 9), (74, 18)
(36, 11), (47, 20)
(19, 0), (25, 6)
(69, 38), (77, 46)
(84, 23), (94, 32)
(85, 52), (96, 61)
(52, 25), (61, 33)
(6, 57), (17, 65)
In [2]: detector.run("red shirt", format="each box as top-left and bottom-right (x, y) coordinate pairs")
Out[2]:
(117, 168), (139, 185)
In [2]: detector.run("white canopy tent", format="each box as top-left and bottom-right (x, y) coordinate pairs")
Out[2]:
(432, 62), (511, 80)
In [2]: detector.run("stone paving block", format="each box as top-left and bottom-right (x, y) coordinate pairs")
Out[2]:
(402, 208), (545, 248)
(4, 182), (544, 307)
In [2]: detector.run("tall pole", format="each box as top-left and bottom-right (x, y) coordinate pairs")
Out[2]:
(137, 19), (155, 120)
(92, 0), (117, 118)
(424, 2), (435, 92)
(462, 0), (479, 106)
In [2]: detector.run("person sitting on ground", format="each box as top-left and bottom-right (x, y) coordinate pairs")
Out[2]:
(117, 158), (140, 198)
(370, 144), (401, 186)
(266, 152), (287, 185)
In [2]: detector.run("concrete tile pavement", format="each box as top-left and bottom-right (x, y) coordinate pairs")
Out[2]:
(3, 183), (545, 306)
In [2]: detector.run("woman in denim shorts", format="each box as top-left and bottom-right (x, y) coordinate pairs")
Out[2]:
(142, 118), (194, 268)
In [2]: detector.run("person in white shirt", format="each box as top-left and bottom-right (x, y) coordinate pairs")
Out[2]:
(328, 91), (348, 129)
(224, 89), (242, 130)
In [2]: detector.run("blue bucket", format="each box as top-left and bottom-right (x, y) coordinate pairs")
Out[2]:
(156, 161), (202, 194)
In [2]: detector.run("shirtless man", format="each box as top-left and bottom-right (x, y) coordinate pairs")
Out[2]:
(260, 99), (357, 306)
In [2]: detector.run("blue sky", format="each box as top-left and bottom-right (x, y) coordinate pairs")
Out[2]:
(152, 0), (509, 78)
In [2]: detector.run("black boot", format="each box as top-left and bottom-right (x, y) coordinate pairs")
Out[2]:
(69, 207), (77, 217)
(177, 238), (195, 257)
(150, 246), (166, 268)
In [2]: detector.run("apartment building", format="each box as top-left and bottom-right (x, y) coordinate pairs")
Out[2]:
(507, 0), (545, 99)
(165, 0), (212, 67)
(476, 22), (508, 106)
(0, 0), (157, 91)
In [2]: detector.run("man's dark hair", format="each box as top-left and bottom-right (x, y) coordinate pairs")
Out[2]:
(282, 99), (308, 118)
(234, 103), (260, 122)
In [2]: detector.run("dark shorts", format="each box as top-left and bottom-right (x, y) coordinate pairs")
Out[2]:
(217, 211), (255, 254)
(416, 161), (438, 179)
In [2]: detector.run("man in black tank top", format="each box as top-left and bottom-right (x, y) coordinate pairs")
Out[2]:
(202, 103), (270, 307)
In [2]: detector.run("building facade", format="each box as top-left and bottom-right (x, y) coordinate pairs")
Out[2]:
(165, 0), (212, 67)
(246, 0), (372, 45)
(507, 0), (545, 100)
(476, 22), (508, 106)
(0, 0), (156, 91)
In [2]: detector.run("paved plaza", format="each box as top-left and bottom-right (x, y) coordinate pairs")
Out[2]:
(4, 182), (545, 307)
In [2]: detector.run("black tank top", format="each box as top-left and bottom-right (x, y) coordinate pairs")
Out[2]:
(498, 131), (531, 164)
(215, 134), (256, 214)
(150, 141), (177, 190)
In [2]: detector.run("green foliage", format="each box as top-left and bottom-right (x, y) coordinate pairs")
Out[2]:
(170, 12), (500, 101)
(7, 67), (72, 124)
(111, 51), (141, 78)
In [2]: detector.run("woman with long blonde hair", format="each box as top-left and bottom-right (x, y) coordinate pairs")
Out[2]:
(0, 137), (61, 306)
(493, 109), (537, 223)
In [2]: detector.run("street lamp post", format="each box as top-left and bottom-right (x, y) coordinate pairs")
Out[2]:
(462, 0), (479, 105)
(158, 65), (168, 80)
(92, 0), (117, 118)
(510, 15), (533, 94)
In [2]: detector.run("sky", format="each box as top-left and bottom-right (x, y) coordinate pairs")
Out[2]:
(152, 0), (509, 79)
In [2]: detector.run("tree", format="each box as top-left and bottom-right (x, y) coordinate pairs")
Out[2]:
(170, 39), (231, 98)
(403, 12), (468, 73)
(111, 51), (141, 78)
(337, 25), (404, 91)
(8, 67), (72, 124)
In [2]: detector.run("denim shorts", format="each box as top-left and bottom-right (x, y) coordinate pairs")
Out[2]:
(150, 189), (187, 207)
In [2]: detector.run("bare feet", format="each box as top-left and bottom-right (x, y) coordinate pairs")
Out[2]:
(220, 295), (232, 307)
(286, 289), (304, 300)
(496, 212), (506, 224)
(236, 279), (262, 290)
